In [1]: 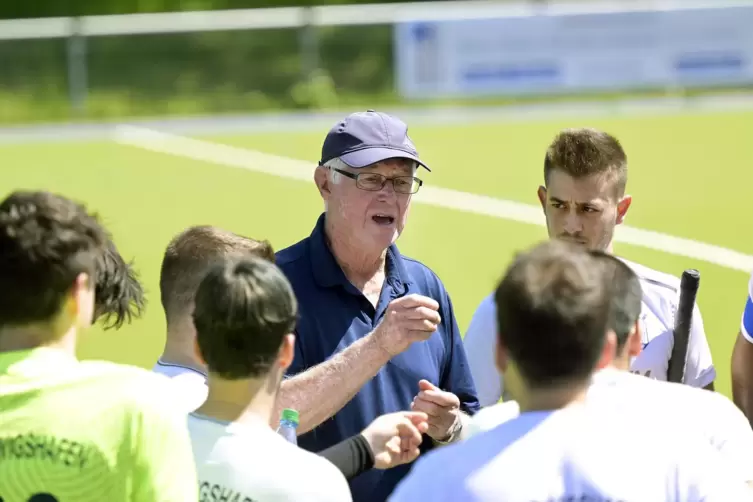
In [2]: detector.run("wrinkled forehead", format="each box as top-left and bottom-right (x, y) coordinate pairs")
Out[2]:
(353, 158), (417, 176)
(546, 169), (618, 203)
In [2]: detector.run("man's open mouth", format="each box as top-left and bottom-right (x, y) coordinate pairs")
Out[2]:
(372, 214), (395, 225)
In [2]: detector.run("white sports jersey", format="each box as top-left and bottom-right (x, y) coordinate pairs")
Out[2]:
(740, 270), (753, 342)
(463, 259), (715, 406)
(188, 413), (352, 502)
(152, 359), (208, 413)
(467, 368), (753, 483)
(390, 403), (747, 502)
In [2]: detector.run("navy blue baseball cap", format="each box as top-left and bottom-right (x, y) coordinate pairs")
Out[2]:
(318, 110), (430, 171)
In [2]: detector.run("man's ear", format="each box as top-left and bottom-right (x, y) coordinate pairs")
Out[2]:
(314, 166), (331, 201)
(616, 195), (632, 225)
(537, 186), (547, 212)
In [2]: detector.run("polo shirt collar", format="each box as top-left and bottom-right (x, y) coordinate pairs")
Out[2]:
(309, 212), (410, 293)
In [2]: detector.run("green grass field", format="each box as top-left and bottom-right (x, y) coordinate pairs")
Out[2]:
(1, 107), (751, 398)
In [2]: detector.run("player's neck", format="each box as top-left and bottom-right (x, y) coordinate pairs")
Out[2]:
(517, 380), (589, 412)
(0, 323), (77, 355)
(161, 326), (206, 374)
(324, 220), (386, 287)
(196, 374), (277, 427)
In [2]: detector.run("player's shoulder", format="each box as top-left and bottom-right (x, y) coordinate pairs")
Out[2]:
(467, 401), (521, 437)
(619, 257), (679, 295)
(471, 292), (496, 317)
(281, 438), (351, 496)
(77, 360), (179, 412)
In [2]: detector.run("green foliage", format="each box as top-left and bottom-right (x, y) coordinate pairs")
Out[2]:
(0, 0), (424, 20)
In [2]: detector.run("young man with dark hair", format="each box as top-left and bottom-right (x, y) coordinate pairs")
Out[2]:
(467, 248), (753, 488)
(93, 236), (145, 330)
(188, 256), (353, 502)
(153, 225), (276, 412)
(391, 240), (746, 501)
(0, 191), (197, 502)
(464, 127), (715, 406)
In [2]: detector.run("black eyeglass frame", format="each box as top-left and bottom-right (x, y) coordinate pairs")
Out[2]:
(328, 167), (424, 195)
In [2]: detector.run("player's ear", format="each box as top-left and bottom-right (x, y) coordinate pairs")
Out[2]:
(537, 186), (547, 212)
(494, 334), (508, 374)
(193, 337), (206, 365)
(71, 272), (95, 327)
(626, 320), (642, 358)
(596, 330), (619, 369)
(615, 195), (632, 225)
(277, 334), (295, 371)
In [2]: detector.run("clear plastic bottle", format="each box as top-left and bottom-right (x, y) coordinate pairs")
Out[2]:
(277, 408), (299, 445)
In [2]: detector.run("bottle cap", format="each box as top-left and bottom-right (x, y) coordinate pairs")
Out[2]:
(281, 408), (299, 425)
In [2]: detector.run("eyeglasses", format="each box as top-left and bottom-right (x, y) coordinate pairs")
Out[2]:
(329, 167), (423, 194)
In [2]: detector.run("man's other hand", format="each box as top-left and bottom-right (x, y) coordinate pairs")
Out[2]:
(411, 379), (461, 442)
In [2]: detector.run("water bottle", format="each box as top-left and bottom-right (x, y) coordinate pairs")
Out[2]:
(277, 408), (299, 445)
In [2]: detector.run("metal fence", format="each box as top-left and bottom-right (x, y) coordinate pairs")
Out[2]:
(0, 0), (748, 122)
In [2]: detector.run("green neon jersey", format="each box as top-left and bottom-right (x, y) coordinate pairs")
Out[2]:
(0, 348), (197, 502)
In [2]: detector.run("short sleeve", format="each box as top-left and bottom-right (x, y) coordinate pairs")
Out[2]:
(678, 440), (751, 501)
(740, 272), (753, 343)
(131, 384), (199, 501)
(463, 294), (503, 407)
(706, 393), (753, 483)
(439, 290), (480, 415)
(682, 302), (716, 388)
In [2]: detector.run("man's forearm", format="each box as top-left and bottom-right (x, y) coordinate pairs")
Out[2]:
(275, 333), (391, 434)
(732, 332), (753, 426)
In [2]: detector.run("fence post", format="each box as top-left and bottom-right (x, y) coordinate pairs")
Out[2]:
(299, 7), (320, 80)
(66, 17), (88, 114)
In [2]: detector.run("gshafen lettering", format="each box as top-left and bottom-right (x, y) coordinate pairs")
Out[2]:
(199, 482), (257, 502)
(0, 434), (90, 469)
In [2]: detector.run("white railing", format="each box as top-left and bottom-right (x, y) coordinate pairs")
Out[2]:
(0, 0), (745, 40)
(0, 0), (751, 112)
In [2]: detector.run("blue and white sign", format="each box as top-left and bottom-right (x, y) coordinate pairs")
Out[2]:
(394, 3), (753, 98)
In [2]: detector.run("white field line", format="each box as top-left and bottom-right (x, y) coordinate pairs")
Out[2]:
(112, 124), (753, 273)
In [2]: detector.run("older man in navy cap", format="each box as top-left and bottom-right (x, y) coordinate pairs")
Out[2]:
(274, 110), (479, 501)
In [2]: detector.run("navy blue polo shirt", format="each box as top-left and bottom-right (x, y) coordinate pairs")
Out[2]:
(276, 213), (480, 502)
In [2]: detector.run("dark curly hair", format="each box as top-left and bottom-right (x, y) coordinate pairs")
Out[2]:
(0, 191), (108, 327)
(93, 236), (146, 330)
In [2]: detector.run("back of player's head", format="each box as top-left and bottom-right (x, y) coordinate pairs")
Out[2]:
(159, 225), (275, 324)
(587, 250), (642, 349)
(494, 239), (611, 388)
(192, 256), (297, 379)
(93, 237), (146, 330)
(0, 191), (108, 328)
(544, 127), (628, 197)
